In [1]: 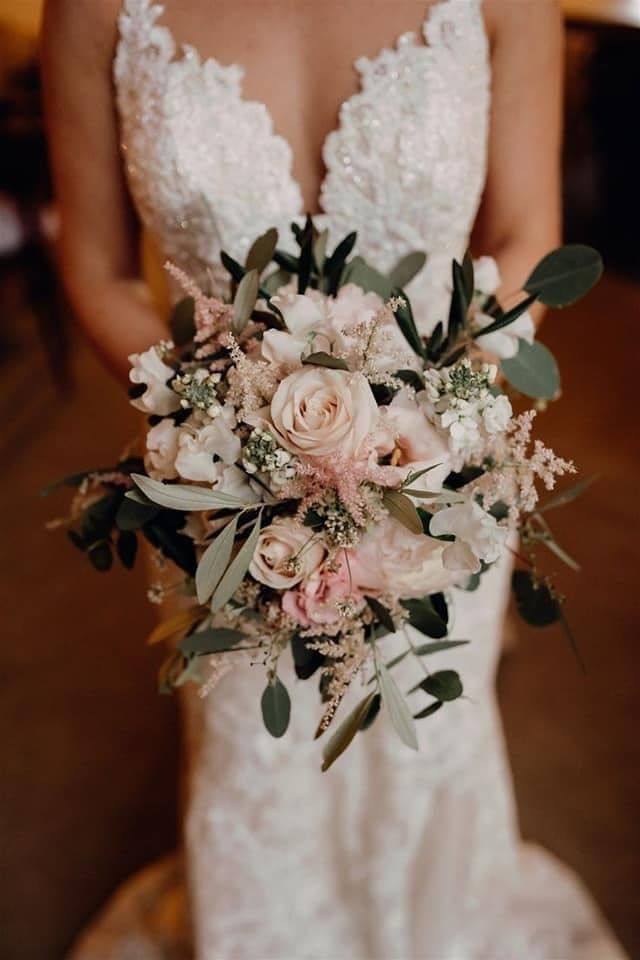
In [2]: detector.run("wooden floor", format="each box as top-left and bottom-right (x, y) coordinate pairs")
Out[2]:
(1, 271), (638, 958)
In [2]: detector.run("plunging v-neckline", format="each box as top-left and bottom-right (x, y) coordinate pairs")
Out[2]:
(128, 0), (462, 215)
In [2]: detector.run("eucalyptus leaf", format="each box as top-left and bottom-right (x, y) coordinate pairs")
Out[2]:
(321, 691), (378, 771)
(301, 351), (349, 371)
(261, 676), (291, 738)
(180, 626), (245, 656)
(195, 515), (239, 604)
(382, 490), (423, 535)
(501, 339), (560, 400)
(116, 530), (138, 569)
(400, 596), (448, 639)
(88, 540), (112, 572)
(512, 570), (560, 626)
(388, 251), (426, 289)
(378, 661), (419, 751)
(232, 269), (259, 333)
(420, 670), (463, 701)
(245, 227), (278, 273)
(132, 474), (247, 512)
(524, 244), (603, 307)
(116, 497), (159, 531)
(210, 510), (263, 611)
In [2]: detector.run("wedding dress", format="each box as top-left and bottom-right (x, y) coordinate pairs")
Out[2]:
(70, 1), (627, 958)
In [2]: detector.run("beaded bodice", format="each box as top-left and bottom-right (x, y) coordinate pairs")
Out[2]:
(114, 0), (490, 333)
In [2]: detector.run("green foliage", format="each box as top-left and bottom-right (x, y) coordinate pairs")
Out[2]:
(365, 596), (396, 634)
(388, 251), (427, 288)
(382, 490), (423, 535)
(261, 676), (291, 738)
(301, 351), (349, 371)
(524, 244), (603, 307)
(210, 511), (263, 611)
(378, 661), (418, 750)
(400, 595), (448, 639)
(419, 670), (463, 701)
(179, 627), (245, 656)
(512, 570), (560, 626)
(501, 339), (560, 400)
(321, 691), (378, 771)
(195, 515), (239, 604)
(245, 227), (278, 273)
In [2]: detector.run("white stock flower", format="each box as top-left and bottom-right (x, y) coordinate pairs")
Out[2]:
(145, 419), (180, 480)
(481, 393), (512, 434)
(474, 310), (535, 360)
(267, 366), (379, 459)
(429, 499), (508, 574)
(473, 256), (501, 297)
(129, 346), (180, 416)
(249, 517), (326, 589)
(378, 389), (452, 491)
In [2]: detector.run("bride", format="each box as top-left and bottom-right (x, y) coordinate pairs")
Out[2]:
(42, 1), (627, 957)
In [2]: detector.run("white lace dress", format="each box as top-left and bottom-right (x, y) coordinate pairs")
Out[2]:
(69, 1), (627, 958)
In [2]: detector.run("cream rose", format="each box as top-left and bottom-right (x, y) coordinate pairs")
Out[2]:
(349, 516), (460, 599)
(249, 517), (326, 590)
(268, 367), (379, 459)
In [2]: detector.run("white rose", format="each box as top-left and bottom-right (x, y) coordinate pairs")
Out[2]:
(429, 499), (508, 574)
(349, 517), (460, 599)
(249, 517), (326, 589)
(129, 346), (180, 416)
(145, 419), (180, 480)
(474, 310), (535, 360)
(175, 414), (240, 483)
(268, 366), (379, 459)
(473, 256), (501, 297)
(263, 291), (332, 367)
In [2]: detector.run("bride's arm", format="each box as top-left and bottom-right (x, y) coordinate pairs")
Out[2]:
(41, 0), (166, 383)
(472, 0), (564, 321)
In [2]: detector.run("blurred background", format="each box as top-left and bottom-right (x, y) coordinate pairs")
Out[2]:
(1, 1), (638, 957)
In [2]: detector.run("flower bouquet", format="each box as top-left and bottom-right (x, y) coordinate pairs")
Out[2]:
(48, 219), (602, 769)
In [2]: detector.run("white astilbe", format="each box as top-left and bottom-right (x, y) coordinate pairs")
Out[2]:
(470, 409), (576, 517)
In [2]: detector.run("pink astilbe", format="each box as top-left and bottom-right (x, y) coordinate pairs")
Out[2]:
(286, 444), (403, 528)
(221, 332), (279, 414)
(165, 261), (233, 344)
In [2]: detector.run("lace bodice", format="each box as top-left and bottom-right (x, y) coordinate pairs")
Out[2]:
(114, 0), (490, 332)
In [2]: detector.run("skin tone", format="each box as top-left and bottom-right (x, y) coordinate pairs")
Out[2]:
(41, 0), (563, 383)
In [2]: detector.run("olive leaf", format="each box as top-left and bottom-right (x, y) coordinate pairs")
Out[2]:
(501, 340), (560, 400)
(538, 475), (597, 513)
(387, 251), (426, 289)
(524, 244), (603, 307)
(210, 510), (263, 611)
(393, 288), (424, 357)
(301, 351), (349, 371)
(382, 490), (423, 535)
(378, 661), (419, 750)
(131, 474), (247, 512)
(412, 639), (469, 656)
(321, 691), (379, 771)
(414, 701), (444, 720)
(195, 514), (239, 604)
(261, 676), (291, 738)
(179, 626), (246, 656)
(245, 227), (278, 273)
(232, 268), (259, 333)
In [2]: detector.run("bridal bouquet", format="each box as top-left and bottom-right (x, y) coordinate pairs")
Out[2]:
(48, 219), (601, 769)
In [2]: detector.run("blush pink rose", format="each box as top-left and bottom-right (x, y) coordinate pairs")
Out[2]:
(282, 562), (362, 628)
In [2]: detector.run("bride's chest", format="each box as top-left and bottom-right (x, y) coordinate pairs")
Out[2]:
(114, 0), (490, 278)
